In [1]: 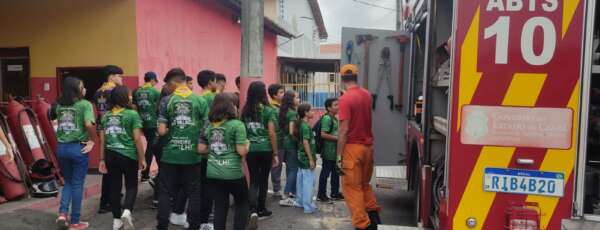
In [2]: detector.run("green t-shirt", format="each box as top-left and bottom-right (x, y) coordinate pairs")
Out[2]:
(201, 91), (216, 108)
(133, 85), (160, 129)
(100, 109), (143, 160)
(270, 104), (283, 148)
(161, 94), (208, 164)
(297, 121), (316, 169)
(204, 119), (248, 180)
(282, 109), (298, 150)
(244, 105), (277, 153)
(320, 114), (338, 161)
(55, 100), (96, 143)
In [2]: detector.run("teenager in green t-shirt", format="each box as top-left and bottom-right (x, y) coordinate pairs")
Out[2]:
(197, 70), (218, 107)
(198, 93), (250, 230)
(317, 98), (344, 202)
(51, 77), (96, 229)
(97, 86), (146, 230)
(155, 68), (208, 230)
(241, 82), (279, 224)
(278, 90), (300, 199)
(132, 71), (160, 181)
(267, 83), (285, 197)
(279, 104), (318, 214)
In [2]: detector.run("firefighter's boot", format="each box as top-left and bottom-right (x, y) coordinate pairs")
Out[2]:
(368, 211), (381, 225)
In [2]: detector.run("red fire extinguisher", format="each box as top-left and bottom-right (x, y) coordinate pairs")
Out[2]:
(5, 98), (62, 184)
(32, 97), (58, 159)
(30, 97), (63, 184)
(0, 112), (30, 201)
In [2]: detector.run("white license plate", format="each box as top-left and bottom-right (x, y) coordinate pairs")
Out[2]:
(483, 168), (564, 197)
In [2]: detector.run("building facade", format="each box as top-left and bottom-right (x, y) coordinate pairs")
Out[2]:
(0, 0), (292, 102)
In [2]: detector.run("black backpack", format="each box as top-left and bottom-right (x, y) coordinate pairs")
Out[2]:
(313, 115), (325, 155)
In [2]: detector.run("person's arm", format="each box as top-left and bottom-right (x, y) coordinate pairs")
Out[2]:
(321, 116), (337, 141)
(235, 120), (250, 187)
(288, 121), (295, 137)
(133, 128), (146, 171)
(98, 130), (106, 174)
(267, 120), (279, 167)
(83, 102), (97, 154)
(157, 96), (170, 136)
(301, 124), (316, 169)
(0, 129), (14, 162)
(336, 98), (350, 160)
(197, 127), (209, 155)
(336, 120), (349, 159)
(304, 138), (315, 169)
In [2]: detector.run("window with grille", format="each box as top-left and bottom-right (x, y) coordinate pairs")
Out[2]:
(280, 70), (340, 108)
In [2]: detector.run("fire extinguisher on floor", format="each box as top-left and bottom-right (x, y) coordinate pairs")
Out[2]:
(0, 111), (30, 201)
(6, 98), (60, 197)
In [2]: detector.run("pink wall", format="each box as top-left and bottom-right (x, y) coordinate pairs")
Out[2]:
(136, 0), (278, 94)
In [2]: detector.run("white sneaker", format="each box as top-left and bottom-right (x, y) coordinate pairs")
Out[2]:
(169, 213), (189, 228)
(200, 223), (214, 230)
(112, 219), (123, 230)
(248, 213), (258, 230)
(120, 209), (134, 230)
(279, 198), (296, 207)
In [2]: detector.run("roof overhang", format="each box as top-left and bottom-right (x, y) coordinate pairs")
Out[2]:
(278, 56), (340, 72)
(307, 0), (328, 39)
(220, 0), (295, 38)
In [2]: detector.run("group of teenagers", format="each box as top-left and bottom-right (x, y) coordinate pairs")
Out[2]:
(51, 63), (385, 230)
(49, 65), (380, 230)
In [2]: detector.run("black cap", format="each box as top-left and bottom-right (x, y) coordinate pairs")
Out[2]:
(144, 71), (157, 82)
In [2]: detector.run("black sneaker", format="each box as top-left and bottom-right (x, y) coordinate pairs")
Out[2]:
(317, 195), (333, 203)
(140, 176), (150, 183)
(330, 193), (344, 200)
(257, 209), (272, 219)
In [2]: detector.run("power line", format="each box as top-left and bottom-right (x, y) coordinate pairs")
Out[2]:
(351, 0), (398, 12)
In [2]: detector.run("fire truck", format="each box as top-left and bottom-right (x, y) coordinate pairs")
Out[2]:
(398, 0), (598, 229)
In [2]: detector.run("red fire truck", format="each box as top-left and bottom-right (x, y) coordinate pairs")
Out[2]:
(399, 0), (600, 229)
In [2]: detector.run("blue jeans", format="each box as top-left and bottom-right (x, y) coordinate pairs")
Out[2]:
(318, 159), (340, 197)
(57, 143), (89, 224)
(296, 168), (317, 213)
(283, 148), (298, 195)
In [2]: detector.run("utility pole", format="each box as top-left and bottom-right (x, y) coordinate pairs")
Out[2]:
(240, 0), (264, 108)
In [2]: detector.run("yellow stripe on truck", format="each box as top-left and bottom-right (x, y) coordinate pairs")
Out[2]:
(525, 81), (580, 229)
(453, 146), (515, 229)
(501, 73), (547, 105)
(454, 73), (547, 229)
(456, 7), (482, 132)
(562, 0), (581, 38)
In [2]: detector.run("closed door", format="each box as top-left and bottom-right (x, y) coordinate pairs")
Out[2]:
(1, 58), (30, 101)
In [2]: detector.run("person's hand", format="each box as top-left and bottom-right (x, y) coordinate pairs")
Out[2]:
(336, 157), (344, 176)
(81, 141), (94, 154)
(5, 148), (14, 162)
(98, 160), (107, 174)
(272, 155), (279, 168)
(139, 160), (147, 171)
(309, 159), (316, 170)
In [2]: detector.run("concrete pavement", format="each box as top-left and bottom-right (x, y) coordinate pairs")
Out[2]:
(0, 162), (419, 230)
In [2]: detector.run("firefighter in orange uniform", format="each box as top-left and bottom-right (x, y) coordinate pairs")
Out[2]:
(337, 64), (381, 230)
